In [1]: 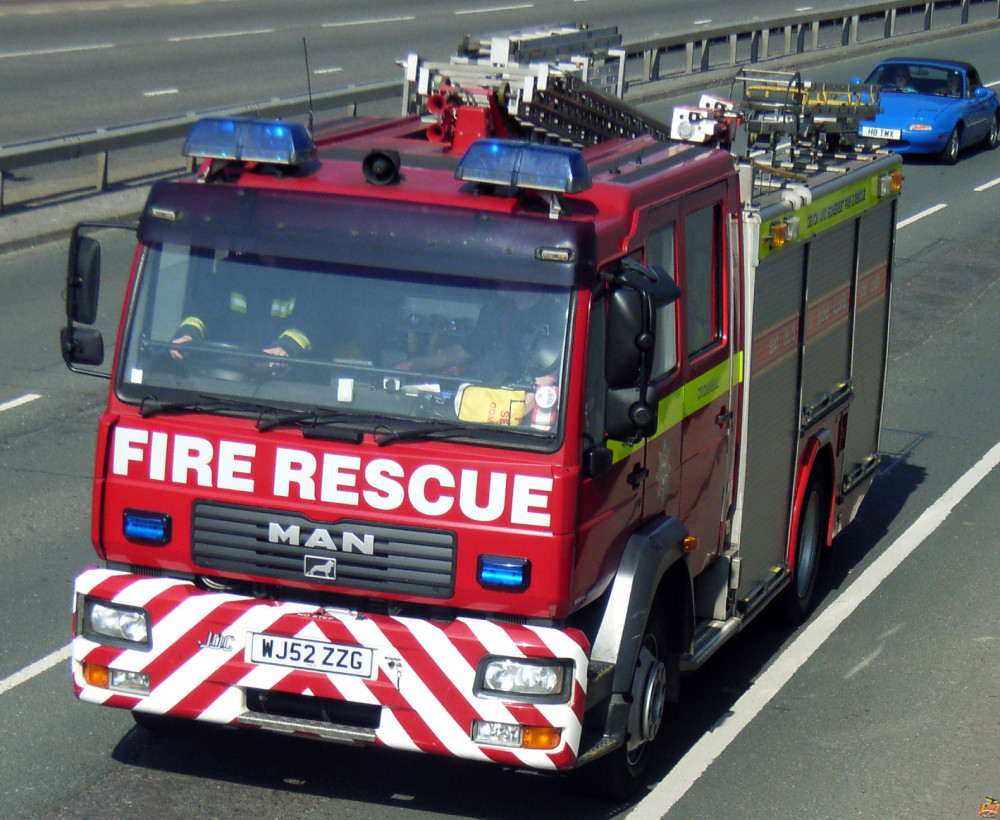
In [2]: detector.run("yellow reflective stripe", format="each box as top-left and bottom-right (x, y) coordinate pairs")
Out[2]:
(178, 316), (206, 336)
(230, 291), (247, 314)
(279, 328), (311, 352)
(271, 297), (296, 318)
(607, 352), (744, 466)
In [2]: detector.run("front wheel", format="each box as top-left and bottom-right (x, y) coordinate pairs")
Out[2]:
(778, 472), (828, 625)
(582, 606), (671, 800)
(941, 126), (961, 165)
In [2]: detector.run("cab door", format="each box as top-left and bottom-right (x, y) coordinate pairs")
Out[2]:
(644, 188), (734, 577)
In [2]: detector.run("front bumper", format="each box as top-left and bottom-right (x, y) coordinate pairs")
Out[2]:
(72, 568), (589, 770)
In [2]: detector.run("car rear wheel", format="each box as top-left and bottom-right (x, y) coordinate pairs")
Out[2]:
(986, 113), (1000, 150)
(941, 126), (961, 165)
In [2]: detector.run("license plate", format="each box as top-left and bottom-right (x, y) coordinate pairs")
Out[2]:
(248, 633), (374, 678)
(861, 125), (901, 140)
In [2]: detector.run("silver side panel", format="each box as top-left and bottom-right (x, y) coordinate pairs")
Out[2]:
(734, 239), (805, 602)
(843, 200), (894, 491)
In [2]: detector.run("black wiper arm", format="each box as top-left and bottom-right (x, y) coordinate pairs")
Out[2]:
(257, 409), (365, 443)
(139, 395), (270, 419)
(375, 423), (472, 447)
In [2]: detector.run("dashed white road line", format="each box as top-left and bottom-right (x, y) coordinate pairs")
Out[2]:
(0, 646), (71, 697)
(974, 177), (1000, 192)
(897, 203), (947, 229)
(628, 438), (1000, 818)
(0, 43), (113, 59)
(168, 28), (272, 43)
(322, 16), (414, 28)
(0, 393), (41, 413)
(454, 3), (534, 14)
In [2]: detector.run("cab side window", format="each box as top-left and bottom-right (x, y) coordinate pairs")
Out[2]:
(647, 222), (678, 378)
(684, 203), (723, 356)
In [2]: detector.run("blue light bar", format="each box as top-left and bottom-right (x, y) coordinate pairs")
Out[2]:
(478, 555), (531, 591)
(182, 117), (317, 166)
(123, 510), (171, 545)
(456, 139), (592, 194)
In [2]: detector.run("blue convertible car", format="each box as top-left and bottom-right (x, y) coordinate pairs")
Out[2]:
(858, 58), (999, 164)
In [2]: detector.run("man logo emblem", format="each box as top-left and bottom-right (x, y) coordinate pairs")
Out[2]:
(304, 555), (337, 579)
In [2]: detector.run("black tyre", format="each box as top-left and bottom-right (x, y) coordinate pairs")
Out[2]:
(778, 473), (828, 626)
(583, 606), (670, 800)
(941, 126), (961, 165)
(986, 113), (1000, 150)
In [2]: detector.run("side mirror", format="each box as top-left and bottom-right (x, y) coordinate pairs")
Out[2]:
(975, 86), (989, 100)
(67, 235), (101, 325)
(605, 288), (644, 388)
(60, 326), (105, 367)
(606, 384), (657, 441)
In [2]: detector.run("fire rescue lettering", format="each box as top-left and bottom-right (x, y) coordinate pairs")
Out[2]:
(110, 427), (552, 527)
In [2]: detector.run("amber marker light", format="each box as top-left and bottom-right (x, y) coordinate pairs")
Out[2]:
(82, 662), (110, 689)
(521, 726), (562, 750)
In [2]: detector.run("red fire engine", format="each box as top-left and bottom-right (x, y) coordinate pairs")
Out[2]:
(60, 25), (900, 797)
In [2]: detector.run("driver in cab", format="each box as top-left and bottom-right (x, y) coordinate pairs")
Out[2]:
(170, 250), (313, 362)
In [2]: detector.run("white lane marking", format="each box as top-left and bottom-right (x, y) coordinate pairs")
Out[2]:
(322, 16), (414, 28)
(629, 438), (1000, 818)
(168, 28), (272, 43)
(143, 88), (179, 97)
(0, 393), (41, 413)
(897, 203), (947, 229)
(693, 19), (713, 25)
(454, 4), (534, 14)
(0, 645), (71, 697)
(975, 177), (1000, 192)
(313, 67), (343, 76)
(0, 43), (114, 59)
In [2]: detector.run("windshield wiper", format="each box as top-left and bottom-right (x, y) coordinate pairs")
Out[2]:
(375, 422), (475, 447)
(257, 409), (365, 443)
(139, 395), (272, 419)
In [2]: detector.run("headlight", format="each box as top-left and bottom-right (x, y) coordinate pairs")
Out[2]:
(80, 597), (151, 649)
(475, 656), (572, 702)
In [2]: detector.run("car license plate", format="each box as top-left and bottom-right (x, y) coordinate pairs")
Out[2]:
(860, 125), (901, 140)
(248, 633), (374, 678)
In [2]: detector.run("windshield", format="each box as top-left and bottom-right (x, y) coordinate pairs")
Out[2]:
(118, 242), (572, 440)
(865, 63), (965, 98)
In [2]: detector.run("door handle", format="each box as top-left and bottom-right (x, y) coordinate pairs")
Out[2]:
(627, 464), (649, 489)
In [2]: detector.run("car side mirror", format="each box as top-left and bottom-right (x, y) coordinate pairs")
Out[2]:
(975, 86), (989, 100)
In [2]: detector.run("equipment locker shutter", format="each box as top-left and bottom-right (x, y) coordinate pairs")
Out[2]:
(843, 200), (893, 479)
(801, 220), (855, 421)
(737, 243), (805, 602)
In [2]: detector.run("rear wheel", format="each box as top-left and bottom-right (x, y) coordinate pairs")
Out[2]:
(941, 126), (961, 165)
(986, 113), (1000, 149)
(778, 472), (828, 625)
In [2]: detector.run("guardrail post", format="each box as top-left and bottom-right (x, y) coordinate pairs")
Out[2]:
(728, 33), (737, 65)
(924, 3), (933, 30)
(783, 24), (792, 55)
(96, 151), (109, 193)
(699, 39), (710, 72)
(0, 172), (5, 215)
(685, 41), (694, 74)
(644, 47), (662, 81)
(884, 8), (896, 38)
(961, 0), (969, 24)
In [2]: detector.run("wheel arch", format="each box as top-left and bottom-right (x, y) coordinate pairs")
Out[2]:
(590, 515), (693, 695)
(788, 434), (835, 573)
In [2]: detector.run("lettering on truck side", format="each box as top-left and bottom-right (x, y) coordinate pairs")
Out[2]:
(110, 427), (553, 527)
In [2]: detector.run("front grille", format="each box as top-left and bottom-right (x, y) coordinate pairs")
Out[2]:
(192, 501), (456, 598)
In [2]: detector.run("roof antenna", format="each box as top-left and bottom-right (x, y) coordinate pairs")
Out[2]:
(302, 37), (314, 135)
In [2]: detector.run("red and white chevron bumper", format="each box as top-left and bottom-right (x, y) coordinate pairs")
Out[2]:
(72, 568), (589, 770)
